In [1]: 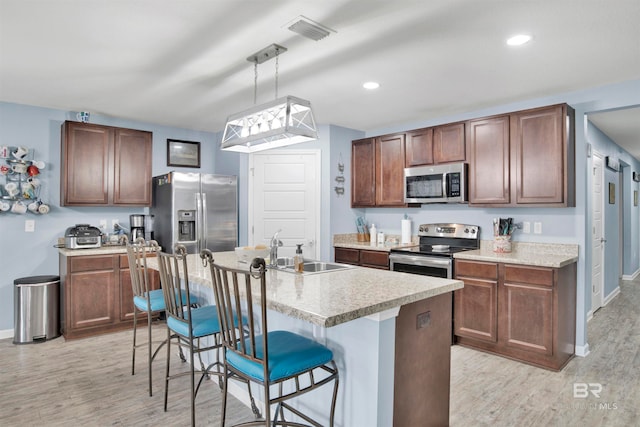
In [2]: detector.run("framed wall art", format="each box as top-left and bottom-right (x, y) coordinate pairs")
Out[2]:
(167, 139), (201, 168)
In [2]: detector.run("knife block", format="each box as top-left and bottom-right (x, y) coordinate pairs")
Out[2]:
(357, 233), (370, 242)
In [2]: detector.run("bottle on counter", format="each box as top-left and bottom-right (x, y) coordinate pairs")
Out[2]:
(369, 224), (377, 246)
(294, 244), (304, 273)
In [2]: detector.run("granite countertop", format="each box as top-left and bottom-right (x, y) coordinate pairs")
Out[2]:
(333, 233), (418, 252)
(58, 245), (129, 256)
(146, 251), (462, 328)
(453, 241), (579, 268)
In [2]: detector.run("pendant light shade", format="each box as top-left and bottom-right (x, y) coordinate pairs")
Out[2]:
(221, 43), (318, 153)
(221, 95), (317, 153)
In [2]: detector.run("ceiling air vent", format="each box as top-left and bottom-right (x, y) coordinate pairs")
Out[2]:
(287, 16), (335, 41)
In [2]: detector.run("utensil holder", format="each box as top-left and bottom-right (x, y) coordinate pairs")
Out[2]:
(493, 235), (512, 253)
(357, 233), (370, 242)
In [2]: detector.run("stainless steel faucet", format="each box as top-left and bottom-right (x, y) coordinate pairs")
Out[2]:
(269, 229), (283, 267)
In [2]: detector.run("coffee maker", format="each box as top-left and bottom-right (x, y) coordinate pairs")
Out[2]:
(129, 214), (145, 242)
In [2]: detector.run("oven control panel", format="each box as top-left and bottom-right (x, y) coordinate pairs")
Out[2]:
(418, 223), (479, 238)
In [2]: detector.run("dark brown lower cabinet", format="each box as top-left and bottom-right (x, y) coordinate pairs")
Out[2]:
(60, 253), (159, 339)
(334, 247), (389, 270)
(454, 259), (576, 371)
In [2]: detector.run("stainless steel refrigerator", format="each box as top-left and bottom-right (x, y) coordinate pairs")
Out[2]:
(151, 172), (238, 254)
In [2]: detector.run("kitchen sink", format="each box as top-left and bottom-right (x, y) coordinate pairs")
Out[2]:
(272, 259), (354, 275)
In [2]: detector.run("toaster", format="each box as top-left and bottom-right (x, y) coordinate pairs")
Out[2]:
(64, 224), (102, 249)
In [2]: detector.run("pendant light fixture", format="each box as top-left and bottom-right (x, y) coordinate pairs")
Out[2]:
(221, 43), (318, 153)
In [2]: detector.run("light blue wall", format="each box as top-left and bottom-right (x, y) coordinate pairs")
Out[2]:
(0, 102), (222, 332)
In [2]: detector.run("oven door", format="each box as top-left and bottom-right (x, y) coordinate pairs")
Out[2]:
(389, 253), (452, 278)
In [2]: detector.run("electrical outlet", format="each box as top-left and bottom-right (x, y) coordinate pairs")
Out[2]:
(523, 221), (531, 234)
(25, 220), (35, 232)
(99, 219), (107, 230)
(111, 219), (118, 229)
(534, 222), (542, 234)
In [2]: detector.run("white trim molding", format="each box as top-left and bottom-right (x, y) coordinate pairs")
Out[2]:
(621, 268), (640, 281)
(0, 329), (13, 340)
(603, 286), (621, 306)
(575, 344), (590, 357)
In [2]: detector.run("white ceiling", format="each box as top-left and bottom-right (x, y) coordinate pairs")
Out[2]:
(1, 0), (639, 158)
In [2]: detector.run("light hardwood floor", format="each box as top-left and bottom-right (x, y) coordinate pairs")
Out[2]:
(1, 278), (638, 426)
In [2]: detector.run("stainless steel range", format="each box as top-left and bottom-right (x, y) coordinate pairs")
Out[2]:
(389, 223), (480, 278)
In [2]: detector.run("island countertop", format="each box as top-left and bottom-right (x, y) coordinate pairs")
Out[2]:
(147, 251), (463, 328)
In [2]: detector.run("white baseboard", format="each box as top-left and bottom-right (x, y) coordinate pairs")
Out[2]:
(0, 329), (13, 340)
(575, 343), (590, 357)
(586, 310), (593, 322)
(621, 268), (640, 281)
(603, 286), (621, 306)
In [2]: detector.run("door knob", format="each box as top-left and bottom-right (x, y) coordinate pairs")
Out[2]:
(600, 238), (607, 243)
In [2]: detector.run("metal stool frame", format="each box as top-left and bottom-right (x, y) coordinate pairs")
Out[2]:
(126, 237), (167, 396)
(200, 252), (339, 427)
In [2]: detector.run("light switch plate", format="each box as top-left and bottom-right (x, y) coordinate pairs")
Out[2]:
(25, 219), (35, 232)
(523, 221), (531, 234)
(534, 222), (542, 234)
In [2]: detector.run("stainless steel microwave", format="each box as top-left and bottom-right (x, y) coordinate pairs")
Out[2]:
(404, 163), (467, 204)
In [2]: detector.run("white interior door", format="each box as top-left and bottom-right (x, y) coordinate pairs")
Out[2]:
(249, 150), (320, 260)
(591, 153), (604, 314)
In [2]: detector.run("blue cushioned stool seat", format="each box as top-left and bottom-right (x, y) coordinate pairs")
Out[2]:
(133, 289), (166, 312)
(167, 305), (220, 338)
(226, 330), (334, 382)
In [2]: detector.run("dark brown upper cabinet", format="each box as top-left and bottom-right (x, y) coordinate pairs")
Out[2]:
(61, 121), (152, 206)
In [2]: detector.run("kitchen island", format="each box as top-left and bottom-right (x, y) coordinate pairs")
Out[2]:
(148, 251), (463, 427)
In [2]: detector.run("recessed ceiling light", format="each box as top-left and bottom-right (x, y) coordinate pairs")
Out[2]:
(363, 81), (380, 90)
(506, 34), (532, 46)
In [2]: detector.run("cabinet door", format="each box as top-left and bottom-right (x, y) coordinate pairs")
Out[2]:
(62, 122), (113, 205)
(433, 122), (465, 164)
(468, 116), (510, 205)
(405, 128), (433, 167)
(454, 278), (498, 343)
(113, 128), (152, 205)
(500, 267), (554, 355)
(511, 104), (569, 205)
(67, 257), (117, 330)
(375, 133), (406, 206)
(454, 260), (498, 343)
(351, 138), (376, 207)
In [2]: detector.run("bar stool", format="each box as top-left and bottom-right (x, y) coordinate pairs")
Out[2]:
(200, 251), (339, 427)
(156, 244), (234, 426)
(126, 238), (168, 396)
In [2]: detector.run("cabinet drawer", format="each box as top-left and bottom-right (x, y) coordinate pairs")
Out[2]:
(455, 260), (498, 280)
(70, 255), (116, 273)
(335, 247), (360, 265)
(504, 265), (553, 287)
(360, 250), (389, 268)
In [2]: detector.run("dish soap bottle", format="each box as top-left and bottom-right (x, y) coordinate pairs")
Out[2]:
(369, 223), (377, 247)
(294, 244), (304, 273)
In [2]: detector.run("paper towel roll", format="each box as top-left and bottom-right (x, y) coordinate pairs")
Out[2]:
(401, 219), (412, 244)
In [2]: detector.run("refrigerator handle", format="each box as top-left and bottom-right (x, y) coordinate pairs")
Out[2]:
(195, 192), (202, 253)
(201, 192), (208, 251)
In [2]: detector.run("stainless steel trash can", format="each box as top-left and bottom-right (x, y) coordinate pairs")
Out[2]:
(13, 275), (61, 344)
